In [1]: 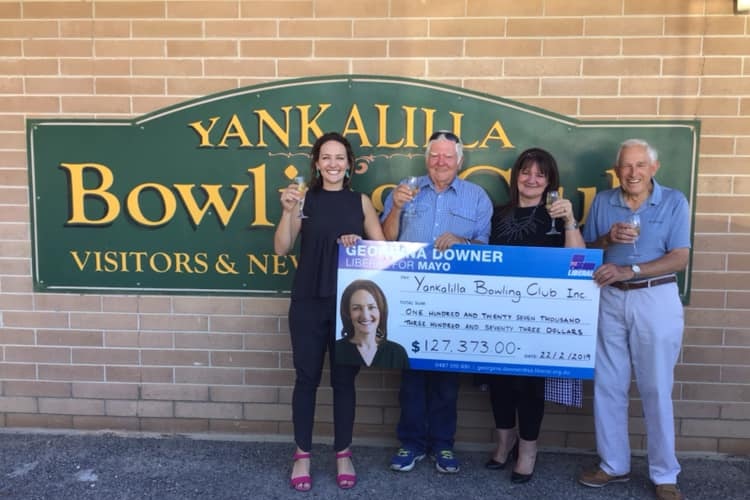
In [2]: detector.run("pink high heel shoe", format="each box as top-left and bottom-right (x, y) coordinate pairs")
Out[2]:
(335, 450), (357, 490)
(289, 451), (311, 492)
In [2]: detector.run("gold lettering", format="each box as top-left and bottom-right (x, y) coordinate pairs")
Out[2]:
(422, 108), (436, 145)
(342, 105), (372, 147)
(247, 253), (268, 274)
(218, 114), (253, 147)
(577, 187), (597, 225)
(461, 165), (511, 185)
(606, 168), (619, 188)
(149, 252), (172, 273)
(126, 183), (177, 227)
(402, 106), (418, 148)
(103, 251), (120, 272)
(478, 121), (514, 149)
(273, 254), (296, 275)
(60, 162), (120, 225)
(70, 250), (90, 271)
(188, 116), (221, 147)
(370, 183), (396, 213)
(193, 252), (209, 273)
(375, 105), (404, 148)
(298, 104), (331, 147)
(255, 106), (292, 147)
(174, 184), (249, 228)
(130, 251), (147, 272)
(173, 252), (193, 273)
(449, 112), (469, 146)
(246, 165), (273, 227)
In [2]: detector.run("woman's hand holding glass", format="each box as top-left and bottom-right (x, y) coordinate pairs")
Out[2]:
(279, 180), (306, 216)
(293, 176), (309, 219)
(544, 190), (561, 235)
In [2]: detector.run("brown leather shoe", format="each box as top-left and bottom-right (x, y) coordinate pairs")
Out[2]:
(655, 484), (685, 500)
(578, 466), (630, 488)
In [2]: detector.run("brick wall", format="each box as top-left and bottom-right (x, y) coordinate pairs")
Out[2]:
(0, 0), (748, 455)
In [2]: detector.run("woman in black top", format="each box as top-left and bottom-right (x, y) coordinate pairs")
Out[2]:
(485, 148), (584, 483)
(335, 279), (409, 369)
(274, 132), (384, 492)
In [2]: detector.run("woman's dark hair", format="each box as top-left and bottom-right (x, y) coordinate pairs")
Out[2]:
(308, 131), (355, 190)
(498, 147), (560, 215)
(339, 279), (388, 342)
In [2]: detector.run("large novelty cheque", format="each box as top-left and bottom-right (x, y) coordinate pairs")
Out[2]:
(335, 240), (603, 378)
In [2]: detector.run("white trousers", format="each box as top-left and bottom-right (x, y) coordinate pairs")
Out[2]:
(594, 282), (683, 485)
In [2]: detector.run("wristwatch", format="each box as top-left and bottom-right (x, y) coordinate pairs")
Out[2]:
(631, 263), (641, 279)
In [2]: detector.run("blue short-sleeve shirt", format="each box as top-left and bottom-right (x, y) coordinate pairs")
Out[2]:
(582, 179), (691, 266)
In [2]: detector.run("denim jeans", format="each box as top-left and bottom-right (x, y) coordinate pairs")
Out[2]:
(396, 369), (459, 453)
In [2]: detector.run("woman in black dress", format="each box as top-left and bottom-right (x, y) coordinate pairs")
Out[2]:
(274, 132), (384, 491)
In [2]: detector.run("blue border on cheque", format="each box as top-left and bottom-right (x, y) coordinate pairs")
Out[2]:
(336, 241), (603, 379)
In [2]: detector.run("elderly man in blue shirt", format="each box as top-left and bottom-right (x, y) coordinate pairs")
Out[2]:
(381, 130), (493, 474)
(579, 139), (690, 500)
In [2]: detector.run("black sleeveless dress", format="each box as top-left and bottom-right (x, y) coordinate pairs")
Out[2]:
(291, 188), (364, 300)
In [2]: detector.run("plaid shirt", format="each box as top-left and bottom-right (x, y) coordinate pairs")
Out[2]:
(382, 175), (492, 244)
(544, 377), (582, 407)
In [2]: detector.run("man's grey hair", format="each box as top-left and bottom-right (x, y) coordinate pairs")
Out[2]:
(616, 138), (658, 165)
(425, 131), (464, 162)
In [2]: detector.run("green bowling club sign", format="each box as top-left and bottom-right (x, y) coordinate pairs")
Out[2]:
(27, 75), (699, 300)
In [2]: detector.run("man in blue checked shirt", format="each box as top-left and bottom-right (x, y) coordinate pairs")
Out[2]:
(381, 130), (493, 474)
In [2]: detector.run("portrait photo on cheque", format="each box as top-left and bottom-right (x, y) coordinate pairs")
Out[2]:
(335, 279), (410, 369)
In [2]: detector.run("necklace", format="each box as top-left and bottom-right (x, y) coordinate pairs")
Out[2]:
(493, 205), (542, 243)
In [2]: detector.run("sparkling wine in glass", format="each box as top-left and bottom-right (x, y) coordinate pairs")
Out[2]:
(545, 190), (561, 235)
(628, 213), (641, 258)
(294, 176), (308, 219)
(402, 176), (420, 216)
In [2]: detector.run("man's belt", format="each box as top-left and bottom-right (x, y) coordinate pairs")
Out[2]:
(610, 275), (677, 291)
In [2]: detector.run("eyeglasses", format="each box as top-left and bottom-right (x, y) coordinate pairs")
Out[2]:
(428, 130), (461, 144)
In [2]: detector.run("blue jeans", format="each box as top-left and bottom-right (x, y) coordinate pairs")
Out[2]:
(396, 369), (459, 453)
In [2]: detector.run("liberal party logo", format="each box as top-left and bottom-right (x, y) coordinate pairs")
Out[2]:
(568, 254), (596, 277)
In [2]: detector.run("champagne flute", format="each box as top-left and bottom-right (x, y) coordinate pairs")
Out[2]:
(545, 190), (561, 235)
(294, 176), (308, 219)
(628, 213), (641, 258)
(401, 176), (420, 216)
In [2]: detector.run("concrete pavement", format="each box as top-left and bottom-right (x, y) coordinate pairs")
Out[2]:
(0, 430), (747, 499)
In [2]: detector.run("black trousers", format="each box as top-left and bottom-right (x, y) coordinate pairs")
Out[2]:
(488, 375), (545, 441)
(289, 297), (360, 452)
